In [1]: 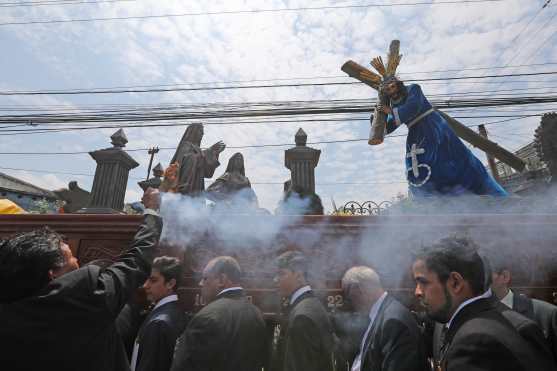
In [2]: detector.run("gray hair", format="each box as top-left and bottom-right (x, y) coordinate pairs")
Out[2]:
(342, 266), (382, 290)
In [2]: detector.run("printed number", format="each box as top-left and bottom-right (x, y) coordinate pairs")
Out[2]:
(194, 293), (206, 307)
(327, 295), (344, 308)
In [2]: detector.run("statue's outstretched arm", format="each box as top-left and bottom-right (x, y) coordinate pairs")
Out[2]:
(210, 141), (226, 154)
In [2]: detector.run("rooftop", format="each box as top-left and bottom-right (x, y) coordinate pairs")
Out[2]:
(0, 172), (57, 199)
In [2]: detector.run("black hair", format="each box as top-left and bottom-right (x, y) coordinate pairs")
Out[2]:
(414, 235), (486, 296)
(384, 79), (408, 106)
(0, 227), (66, 303)
(208, 256), (242, 284)
(152, 256), (183, 289)
(276, 250), (309, 279)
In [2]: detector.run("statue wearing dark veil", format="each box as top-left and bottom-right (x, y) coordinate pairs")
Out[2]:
(168, 123), (226, 196)
(206, 152), (258, 208)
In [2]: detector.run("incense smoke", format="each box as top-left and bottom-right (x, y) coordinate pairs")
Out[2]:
(157, 189), (557, 308)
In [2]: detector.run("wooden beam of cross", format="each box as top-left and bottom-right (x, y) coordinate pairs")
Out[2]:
(341, 46), (526, 172)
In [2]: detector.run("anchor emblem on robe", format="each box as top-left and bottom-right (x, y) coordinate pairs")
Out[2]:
(406, 143), (431, 187)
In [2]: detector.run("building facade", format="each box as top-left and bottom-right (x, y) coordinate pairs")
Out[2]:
(0, 172), (59, 212)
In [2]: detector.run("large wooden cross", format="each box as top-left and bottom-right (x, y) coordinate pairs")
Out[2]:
(341, 40), (525, 172)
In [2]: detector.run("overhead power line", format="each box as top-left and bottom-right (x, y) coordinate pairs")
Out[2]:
(492, 0), (552, 70)
(522, 23), (557, 64)
(0, 0), (135, 7)
(0, 166), (408, 185)
(0, 0), (507, 26)
(0, 113), (546, 135)
(1, 70), (555, 96)
(0, 113), (541, 154)
(0, 94), (552, 134)
(1, 62), (555, 97)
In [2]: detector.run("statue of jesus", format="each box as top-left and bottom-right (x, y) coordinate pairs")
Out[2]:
(378, 76), (507, 197)
(169, 123), (226, 196)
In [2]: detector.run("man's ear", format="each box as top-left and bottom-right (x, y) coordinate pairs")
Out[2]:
(447, 272), (465, 294)
(219, 273), (229, 287)
(166, 278), (177, 291)
(294, 270), (305, 284)
(501, 270), (512, 285)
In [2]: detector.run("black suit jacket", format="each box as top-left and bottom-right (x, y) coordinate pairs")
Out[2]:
(513, 292), (557, 360)
(171, 289), (267, 371)
(0, 213), (163, 371)
(282, 290), (335, 371)
(359, 294), (426, 371)
(116, 301), (148, 361)
(440, 297), (557, 371)
(432, 299), (553, 365)
(135, 300), (186, 371)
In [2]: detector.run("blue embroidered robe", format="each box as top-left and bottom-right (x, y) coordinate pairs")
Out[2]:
(385, 84), (508, 197)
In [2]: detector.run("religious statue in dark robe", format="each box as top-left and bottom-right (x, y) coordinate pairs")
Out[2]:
(167, 123), (226, 196)
(206, 152), (258, 208)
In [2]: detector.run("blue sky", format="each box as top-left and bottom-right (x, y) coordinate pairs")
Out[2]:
(0, 0), (556, 212)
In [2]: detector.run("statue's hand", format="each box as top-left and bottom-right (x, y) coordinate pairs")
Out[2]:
(377, 103), (391, 115)
(211, 141), (226, 153)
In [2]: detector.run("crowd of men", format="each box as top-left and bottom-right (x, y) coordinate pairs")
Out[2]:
(1, 187), (557, 371)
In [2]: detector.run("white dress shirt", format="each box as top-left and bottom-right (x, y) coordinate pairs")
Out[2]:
(217, 286), (243, 297)
(446, 289), (493, 330)
(289, 285), (312, 305)
(130, 294), (178, 371)
(351, 291), (388, 371)
(501, 289), (514, 309)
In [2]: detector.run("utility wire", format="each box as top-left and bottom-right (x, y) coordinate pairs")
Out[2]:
(0, 0), (507, 26)
(0, 166), (408, 184)
(0, 0), (135, 7)
(0, 95), (552, 131)
(486, 1), (556, 94)
(522, 23), (557, 64)
(2, 71), (556, 96)
(0, 113), (546, 134)
(0, 113), (541, 154)
(492, 0), (552, 70)
(2, 84), (557, 112)
(2, 61), (554, 96)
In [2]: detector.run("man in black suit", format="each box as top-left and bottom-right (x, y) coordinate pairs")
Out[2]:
(171, 256), (267, 371)
(0, 188), (163, 371)
(412, 235), (557, 371)
(274, 251), (335, 371)
(341, 266), (426, 371)
(429, 254), (554, 367)
(490, 260), (557, 360)
(131, 256), (186, 371)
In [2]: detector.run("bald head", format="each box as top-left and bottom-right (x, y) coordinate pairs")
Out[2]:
(200, 256), (242, 304)
(342, 266), (385, 313)
(342, 266), (382, 290)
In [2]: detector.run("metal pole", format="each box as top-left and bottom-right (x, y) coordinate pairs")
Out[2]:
(146, 147), (159, 180)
